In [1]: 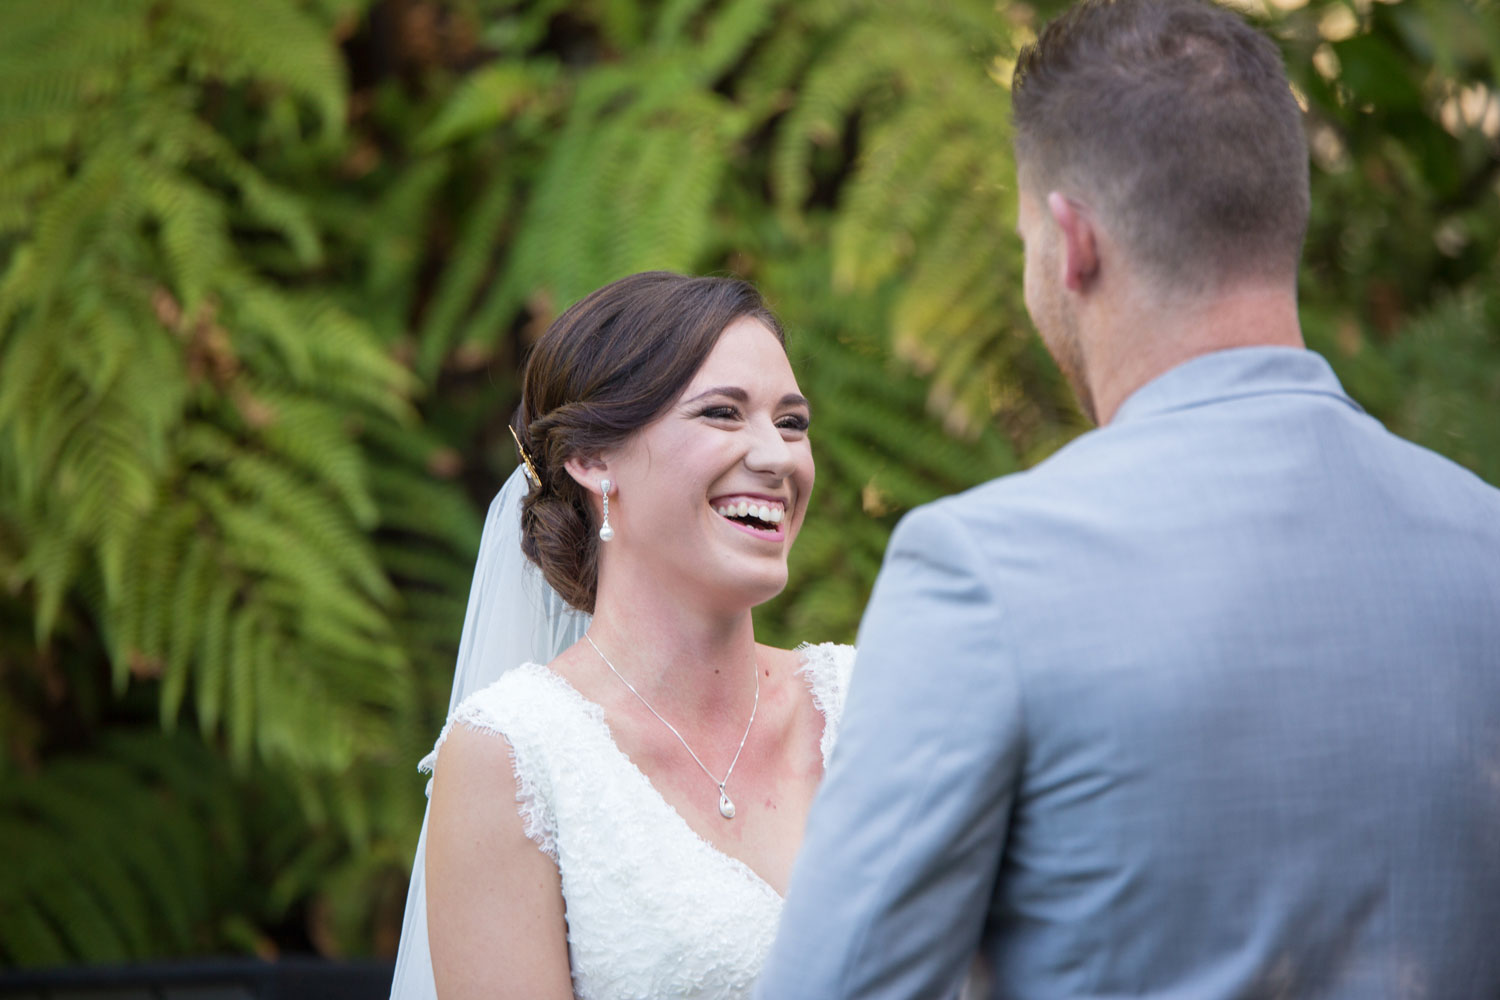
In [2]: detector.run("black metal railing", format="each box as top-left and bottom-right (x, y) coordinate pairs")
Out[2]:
(0, 957), (394, 1000)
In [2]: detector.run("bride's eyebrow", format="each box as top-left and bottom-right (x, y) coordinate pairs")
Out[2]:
(682, 386), (811, 412)
(683, 386), (749, 405)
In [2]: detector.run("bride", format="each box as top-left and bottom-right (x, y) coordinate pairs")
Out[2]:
(389, 271), (855, 999)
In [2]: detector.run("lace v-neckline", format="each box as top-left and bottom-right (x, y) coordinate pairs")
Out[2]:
(522, 648), (833, 903)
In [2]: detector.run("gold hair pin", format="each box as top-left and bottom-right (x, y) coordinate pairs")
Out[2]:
(509, 425), (540, 487)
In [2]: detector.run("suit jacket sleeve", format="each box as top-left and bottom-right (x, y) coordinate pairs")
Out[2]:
(756, 500), (1023, 999)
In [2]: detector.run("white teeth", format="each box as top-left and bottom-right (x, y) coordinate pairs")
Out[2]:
(713, 499), (785, 526)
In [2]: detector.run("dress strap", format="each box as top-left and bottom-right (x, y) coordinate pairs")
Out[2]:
(797, 643), (857, 765)
(419, 664), (596, 859)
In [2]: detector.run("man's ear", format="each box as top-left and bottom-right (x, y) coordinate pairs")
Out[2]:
(563, 454), (609, 496)
(1047, 191), (1100, 294)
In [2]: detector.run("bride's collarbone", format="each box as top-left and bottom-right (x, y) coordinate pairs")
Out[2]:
(616, 689), (816, 801)
(614, 686), (819, 836)
(547, 641), (823, 820)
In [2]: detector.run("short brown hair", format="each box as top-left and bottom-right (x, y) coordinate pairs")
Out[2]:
(1012, 0), (1309, 291)
(513, 271), (786, 613)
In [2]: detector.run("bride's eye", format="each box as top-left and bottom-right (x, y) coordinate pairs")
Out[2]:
(777, 414), (811, 432)
(701, 405), (740, 420)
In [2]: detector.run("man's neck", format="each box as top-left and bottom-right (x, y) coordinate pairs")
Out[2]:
(1086, 281), (1305, 425)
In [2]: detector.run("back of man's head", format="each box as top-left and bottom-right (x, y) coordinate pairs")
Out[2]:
(1012, 0), (1309, 295)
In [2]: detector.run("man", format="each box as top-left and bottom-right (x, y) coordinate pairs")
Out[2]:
(756, 0), (1500, 997)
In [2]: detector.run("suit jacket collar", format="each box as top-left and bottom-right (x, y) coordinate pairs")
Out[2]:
(1110, 346), (1363, 425)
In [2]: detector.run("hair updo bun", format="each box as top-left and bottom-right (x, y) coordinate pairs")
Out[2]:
(512, 271), (785, 614)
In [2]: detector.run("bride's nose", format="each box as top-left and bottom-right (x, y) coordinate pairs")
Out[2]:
(744, 418), (797, 477)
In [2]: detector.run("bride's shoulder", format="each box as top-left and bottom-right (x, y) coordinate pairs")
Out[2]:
(790, 641), (856, 711)
(448, 661), (556, 724)
(756, 641), (855, 686)
(421, 663), (577, 771)
(423, 663), (572, 860)
(782, 642), (856, 759)
(795, 641), (856, 678)
(801, 640), (856, 661)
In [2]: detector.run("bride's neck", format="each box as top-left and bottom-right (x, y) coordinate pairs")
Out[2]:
(585, 588), (760, 721)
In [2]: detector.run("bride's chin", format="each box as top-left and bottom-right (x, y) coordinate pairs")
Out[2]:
(697, 567), (789, 612)
(745, 571), (792, 609)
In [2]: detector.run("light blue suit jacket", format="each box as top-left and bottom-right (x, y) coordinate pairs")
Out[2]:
(758, 348), (1500, 999)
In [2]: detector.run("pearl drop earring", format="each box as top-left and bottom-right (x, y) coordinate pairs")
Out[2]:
(598, 479), (614, 541)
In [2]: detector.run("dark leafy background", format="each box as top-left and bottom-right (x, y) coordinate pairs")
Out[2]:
(1, 0), (1496, 963)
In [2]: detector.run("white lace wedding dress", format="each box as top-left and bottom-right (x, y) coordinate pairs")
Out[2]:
(421, 641), (855, 1000)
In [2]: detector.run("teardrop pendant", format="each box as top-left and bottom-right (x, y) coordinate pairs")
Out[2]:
(718, 790), (736, 819)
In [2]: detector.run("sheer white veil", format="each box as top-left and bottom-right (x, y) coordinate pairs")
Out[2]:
(389, 464), (589, 999)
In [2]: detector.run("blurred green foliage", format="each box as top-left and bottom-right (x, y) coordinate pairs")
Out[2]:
(0, 0), (1496, 965)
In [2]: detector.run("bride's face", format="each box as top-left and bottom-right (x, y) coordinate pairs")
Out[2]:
(599, 316), (814, 610)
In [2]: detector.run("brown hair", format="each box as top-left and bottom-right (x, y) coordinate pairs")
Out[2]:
(512, 271), (786, 613)
(1011, 0), (1309, 292)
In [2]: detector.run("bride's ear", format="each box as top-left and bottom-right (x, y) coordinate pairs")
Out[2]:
(563, 455), (610, 497)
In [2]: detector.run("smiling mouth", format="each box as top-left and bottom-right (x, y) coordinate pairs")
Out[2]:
(712, 498), (785, 533)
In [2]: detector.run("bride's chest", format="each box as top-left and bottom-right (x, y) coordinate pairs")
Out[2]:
(544, 745), (787, 999)
(588, 691), (826, 894)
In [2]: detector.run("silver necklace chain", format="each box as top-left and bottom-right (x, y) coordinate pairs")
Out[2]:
(584, 633), (758, 820)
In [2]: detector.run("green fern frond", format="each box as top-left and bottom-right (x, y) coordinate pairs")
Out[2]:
(0, 0), (473, 962)
(194, 578), (236, 736)
(0, 729), (369, 966)
(229, 390), (385, 530)
(0, 1), (146, 131)
(0, 734), (231, 964)
(765, 0), (1031, 435)
(0, 159), (63, 238)
(160, 531), (215, 728)
(491, 33), (757, 327)
(416, 60), (562, 152)
(138, 163), (234, 314)
(159, 0), (350, 140)
(414, 176), (517, 379)
(1309, 284), (1500, 486)
(673, 0), (778, 85)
